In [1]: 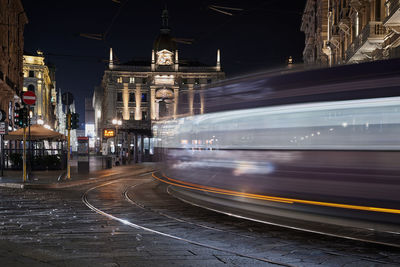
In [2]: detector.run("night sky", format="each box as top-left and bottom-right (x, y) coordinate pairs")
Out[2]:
(21, 0), (307, 118)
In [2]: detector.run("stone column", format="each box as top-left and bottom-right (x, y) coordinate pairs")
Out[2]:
(37, 81), (42, 116)
(123, 82), (129, 120)
(200, 86), (205, 115)
(150, 87), (156, 120)
(135, 84), (142, 120)
(173, 88), (179, 119)
(188, 84), (194, 116)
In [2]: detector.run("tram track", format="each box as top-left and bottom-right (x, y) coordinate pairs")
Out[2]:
(123, 180), (255, 239)
(126, 179), (399, 265)
(152, 172), (400, 249)
(82, 173), (400, 266)
(82, 178), (297, 266)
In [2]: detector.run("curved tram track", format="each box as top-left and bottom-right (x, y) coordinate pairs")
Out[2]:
(82, 173), (400, 266)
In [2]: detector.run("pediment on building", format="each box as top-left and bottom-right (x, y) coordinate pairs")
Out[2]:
(156, 49), (174, 65)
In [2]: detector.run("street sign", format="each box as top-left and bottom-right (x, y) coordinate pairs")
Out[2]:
(103, 129), (115, 138)
(62, 92), (74, 106)
(0, 109), (6, 122)
(0, 122), (8, 135)
(22, 91), (36, 105)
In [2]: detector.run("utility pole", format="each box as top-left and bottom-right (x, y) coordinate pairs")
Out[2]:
(23, 116), (27, 182)
(67, 109), (71, 179)
(21, 91), (36, 182)
(28, 106), (31, 178)
(62, 92), (74, 180)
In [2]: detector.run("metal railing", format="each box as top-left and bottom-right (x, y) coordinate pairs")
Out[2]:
(346, 21), (388, 61)
(1, 148), (67, 170)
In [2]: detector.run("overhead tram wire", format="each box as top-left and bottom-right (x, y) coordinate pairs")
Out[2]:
(79, 0), (130, 45)
(44, 52), (107, 63)
(194, 0), (301, 45)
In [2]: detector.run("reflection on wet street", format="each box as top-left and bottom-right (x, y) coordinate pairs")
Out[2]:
(0, 168), (400, 266)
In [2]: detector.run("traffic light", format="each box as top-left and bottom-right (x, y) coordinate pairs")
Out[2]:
(16, 107), (28, 127)
(14, 103), (20, 126)
(71, 113), (79, 129)
(14, 109), (20, 126)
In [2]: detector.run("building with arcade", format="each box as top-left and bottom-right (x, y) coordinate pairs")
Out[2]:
(94, 9), (225, 162)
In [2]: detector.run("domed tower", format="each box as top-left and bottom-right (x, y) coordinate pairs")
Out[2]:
(152, 8), (177, 70)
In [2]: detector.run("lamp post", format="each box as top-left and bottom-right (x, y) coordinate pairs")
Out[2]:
(112, 118), (122, 161)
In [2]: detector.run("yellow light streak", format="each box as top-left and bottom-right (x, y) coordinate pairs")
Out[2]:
(152, 173), (400, 215)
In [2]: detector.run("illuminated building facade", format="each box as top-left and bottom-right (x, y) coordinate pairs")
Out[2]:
(0, 0), (28, 128)
(85, 97), (95, 149)
(95, 9), (225, 162)
(23, 51), (57, 128)
(301, 0), (400, 65)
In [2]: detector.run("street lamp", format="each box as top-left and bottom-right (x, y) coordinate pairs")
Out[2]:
(112, 118), (122, 159)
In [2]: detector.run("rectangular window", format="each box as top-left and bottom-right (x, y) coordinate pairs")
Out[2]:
(129, 77), (135, 83)
(29, 70), (34, 77)
(142, 78), (147, 84)
(129, 110), (135, 119)
(182, 78), (187, 84)
(142, 111), (147, 120)
(129, 92), (135, 102)
(117, 77), (123, 83)
(194, 78), (200, 85)
(376, 0), (381, 21)
(141, 93), (147, 102)
(117, 92), (122, 102)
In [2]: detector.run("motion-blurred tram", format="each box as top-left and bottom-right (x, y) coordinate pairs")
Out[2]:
(153, 59), (400, 232)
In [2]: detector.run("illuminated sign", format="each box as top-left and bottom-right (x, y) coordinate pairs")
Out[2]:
(103, 129), (115, 138)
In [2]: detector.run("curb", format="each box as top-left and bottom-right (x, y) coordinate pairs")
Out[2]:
(0, 168), (156, 190)
(0, 183), (25, 189)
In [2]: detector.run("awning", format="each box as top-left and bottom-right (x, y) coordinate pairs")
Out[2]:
(4, 124), (66, 141)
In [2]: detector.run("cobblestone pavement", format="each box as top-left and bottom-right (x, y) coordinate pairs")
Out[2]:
(0, 167), (399, 266)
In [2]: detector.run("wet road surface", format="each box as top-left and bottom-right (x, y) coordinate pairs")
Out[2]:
(0, 166), (400, 266)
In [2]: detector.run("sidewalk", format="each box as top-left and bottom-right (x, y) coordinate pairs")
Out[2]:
(0, 156), (156, 189)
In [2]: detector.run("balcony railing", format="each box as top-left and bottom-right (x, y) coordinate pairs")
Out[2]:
(112, 65), (151, 72)
(179, 66), (218, 72)
(346, 21), (388, 61)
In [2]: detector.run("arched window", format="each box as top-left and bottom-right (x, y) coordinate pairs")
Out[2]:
(28, 84), (35, 92)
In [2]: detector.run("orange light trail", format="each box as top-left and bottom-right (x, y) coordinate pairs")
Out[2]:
(152, 173), (400, 215)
